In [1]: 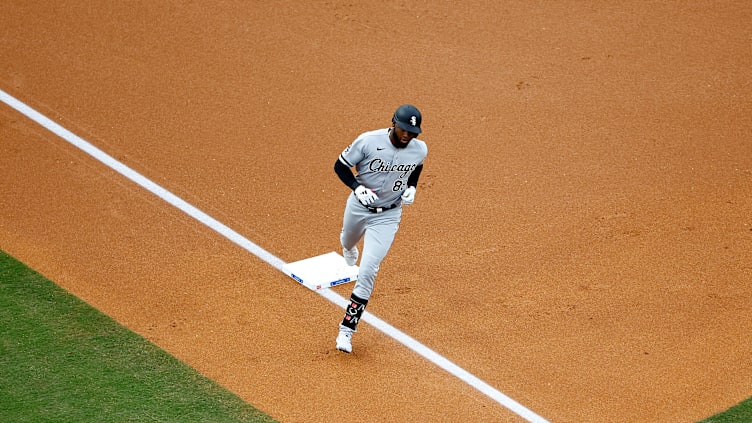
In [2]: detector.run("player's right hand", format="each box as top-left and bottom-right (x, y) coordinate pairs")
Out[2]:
(354, 185), (379, 206)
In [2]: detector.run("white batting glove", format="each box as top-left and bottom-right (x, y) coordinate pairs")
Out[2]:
(354, 185), (379, 206)
(401, 186), (416, 205)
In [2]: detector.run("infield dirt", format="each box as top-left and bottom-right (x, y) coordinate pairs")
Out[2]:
(1, 2), (751, 422)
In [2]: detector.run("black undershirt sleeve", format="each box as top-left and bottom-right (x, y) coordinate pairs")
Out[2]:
(407, 164), (423, 188)
(334, 159), (360, 191)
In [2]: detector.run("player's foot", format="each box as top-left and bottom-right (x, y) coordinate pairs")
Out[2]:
(343, 246), (359, 266)
(336, 328), (353, 353)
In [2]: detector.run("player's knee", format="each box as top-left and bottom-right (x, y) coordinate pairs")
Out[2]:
(360, 260), (381, 277)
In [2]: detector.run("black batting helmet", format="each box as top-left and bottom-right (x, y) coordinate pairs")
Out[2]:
(392, 104), (422, 134)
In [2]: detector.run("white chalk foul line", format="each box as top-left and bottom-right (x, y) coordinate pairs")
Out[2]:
(0, 88), (548, 423)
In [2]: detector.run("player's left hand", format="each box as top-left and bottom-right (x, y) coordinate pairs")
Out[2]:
(401, 186), (416, 205)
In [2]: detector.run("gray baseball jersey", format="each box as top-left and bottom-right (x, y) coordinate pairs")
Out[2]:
(339, 128), (428, 207)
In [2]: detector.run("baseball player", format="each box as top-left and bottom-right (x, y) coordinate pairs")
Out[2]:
(334, 104), (428, 353)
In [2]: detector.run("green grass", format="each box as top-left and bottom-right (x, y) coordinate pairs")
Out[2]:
(700, 398), (752, 423)
(0, 250), (277, 423)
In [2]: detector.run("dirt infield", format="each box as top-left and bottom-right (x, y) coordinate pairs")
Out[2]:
(1, 1), (751, 422)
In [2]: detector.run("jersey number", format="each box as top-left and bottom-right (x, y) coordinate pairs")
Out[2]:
(392, 180), (405, 191)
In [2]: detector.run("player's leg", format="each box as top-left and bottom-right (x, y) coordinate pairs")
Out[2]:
(340, 194), (366, 266)
(336, 294), (367, 353)
(336, 195), (369, 352)
(351, 209), (402, 301)
(337, 209), (402, 353)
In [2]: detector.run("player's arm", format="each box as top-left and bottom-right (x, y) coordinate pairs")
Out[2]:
(401, 164), (423, 206)
(406, 164), (423, 188)
(334, 158), (379, 205)
(334, 159), (360, 190)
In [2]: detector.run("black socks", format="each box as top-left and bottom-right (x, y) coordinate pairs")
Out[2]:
(341, 294), (368, 330)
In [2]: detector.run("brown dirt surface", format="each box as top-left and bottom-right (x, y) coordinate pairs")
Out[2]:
(1, 1), (751, 422)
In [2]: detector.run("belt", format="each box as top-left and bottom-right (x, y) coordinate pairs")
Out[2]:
(366, 203), (399, 213)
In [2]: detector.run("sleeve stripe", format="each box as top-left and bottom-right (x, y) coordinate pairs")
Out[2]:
(339, 154), (353, 168)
